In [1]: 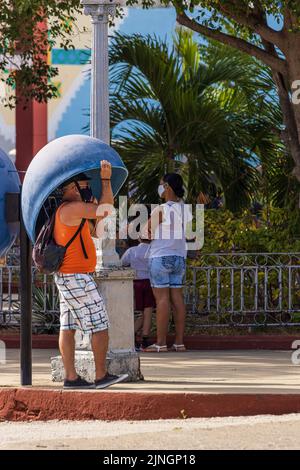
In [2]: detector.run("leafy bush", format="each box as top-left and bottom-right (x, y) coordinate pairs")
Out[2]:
(199, 207), (300, 254)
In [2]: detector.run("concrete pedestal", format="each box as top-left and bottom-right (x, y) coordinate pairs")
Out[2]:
(51, 268), (143, 382)
(51, 350), (142, 383)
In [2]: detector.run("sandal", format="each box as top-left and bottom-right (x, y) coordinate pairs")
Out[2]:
(142, 344), (168, 353)
(170, 344), (186, 352)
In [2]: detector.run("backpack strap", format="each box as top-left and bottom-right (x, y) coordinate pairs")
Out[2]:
(79, 231), (89, 259)
(64, 219), (88, 260)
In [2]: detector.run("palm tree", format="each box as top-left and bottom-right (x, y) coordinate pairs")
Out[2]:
(109, 30), (283, 210)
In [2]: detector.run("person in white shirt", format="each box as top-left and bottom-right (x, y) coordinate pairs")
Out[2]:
(121, 239), (156, 349)
(142, 173), (192, 353)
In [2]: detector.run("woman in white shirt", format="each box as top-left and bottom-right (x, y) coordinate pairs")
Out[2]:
(143, 173), (191, 353)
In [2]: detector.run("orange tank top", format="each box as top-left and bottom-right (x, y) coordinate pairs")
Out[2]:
(53, 204), (97, 274)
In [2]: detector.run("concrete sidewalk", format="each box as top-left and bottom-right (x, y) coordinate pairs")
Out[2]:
(1, 349), (300, 421)
(0, 349), (299, 394)
(3, 414), (300, 450)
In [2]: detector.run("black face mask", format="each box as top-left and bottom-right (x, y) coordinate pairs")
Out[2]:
(75, 182), (93, 203)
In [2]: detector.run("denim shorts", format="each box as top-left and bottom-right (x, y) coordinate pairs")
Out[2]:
(149, 256), (186, 289)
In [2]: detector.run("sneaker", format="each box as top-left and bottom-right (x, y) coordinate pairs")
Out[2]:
(95, 372), (129, 389)
(63, 375), (95, 390)
(141, 336), (151, 349)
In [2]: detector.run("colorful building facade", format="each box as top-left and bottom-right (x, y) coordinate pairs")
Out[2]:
(0, 8), (176, 156)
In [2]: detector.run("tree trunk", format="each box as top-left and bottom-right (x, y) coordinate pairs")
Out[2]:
(166, 146), (176, 173)
(272, 71), (300, 174)
(176, 10), (300, 182)
(286, 39), (300, 179)
(260, 38), (300, 177)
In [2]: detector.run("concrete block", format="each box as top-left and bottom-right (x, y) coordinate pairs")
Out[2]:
(51, 350), (143, 383)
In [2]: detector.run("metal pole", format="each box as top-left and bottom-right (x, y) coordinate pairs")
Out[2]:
(81, 0), (120, 270)
(91, 8), (109, 142)
(81, 1), (116, 143)
(81, 0), (160, 141)
(20, 192), (32, 386)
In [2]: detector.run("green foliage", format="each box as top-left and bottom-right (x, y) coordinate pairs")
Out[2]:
(199, 206), (300, 254)
(0, 0), (81, 107)
(187, 203), (300, 324)
(109, 30), (283, 210)
(140, 2), (300, 172)
(31, 284), (59, 333)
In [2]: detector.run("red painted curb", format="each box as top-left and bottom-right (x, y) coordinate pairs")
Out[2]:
(1, 388), (300, 421)
(184, 335), (300, 350)
(0, 335), (59, 349)
(0, 334), (300, 350)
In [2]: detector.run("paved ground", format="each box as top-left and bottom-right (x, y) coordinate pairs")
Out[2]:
(0, 349), (299, 394)
(1, 414), (300, 449)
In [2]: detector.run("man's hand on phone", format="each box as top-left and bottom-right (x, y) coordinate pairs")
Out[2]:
(100, 160), (112, 180)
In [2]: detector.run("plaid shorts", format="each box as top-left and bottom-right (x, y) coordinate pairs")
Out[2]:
(54, 273), (109, 334)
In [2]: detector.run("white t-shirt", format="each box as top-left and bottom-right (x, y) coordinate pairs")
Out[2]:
(121, 243), (150, 280)
(149, 201), (192, 259)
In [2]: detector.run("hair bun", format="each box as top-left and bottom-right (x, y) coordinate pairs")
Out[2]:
(163, 173), (184, 199)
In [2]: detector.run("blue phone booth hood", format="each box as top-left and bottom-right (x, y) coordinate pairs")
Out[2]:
(21, 135), (128, 242)
(0, 148), (20, 257)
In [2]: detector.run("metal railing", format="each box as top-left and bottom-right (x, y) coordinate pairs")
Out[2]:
(1, 253), (300, 331)
(0, 266), (60, 333)
(184, 253), (300, 327)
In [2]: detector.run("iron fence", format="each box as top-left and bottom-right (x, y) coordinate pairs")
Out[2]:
(0, 265), (59, 333)
(1, 253), (300, 331)
(184, 253), (300, 327)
